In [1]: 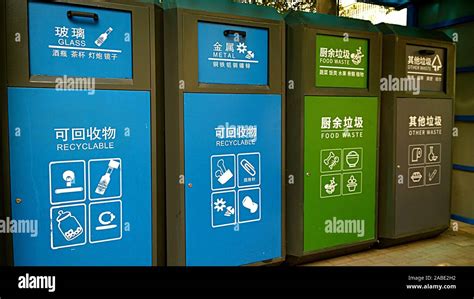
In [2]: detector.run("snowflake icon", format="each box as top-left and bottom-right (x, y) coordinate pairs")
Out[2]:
(214, 198), (227, 212)
(237, 42), (247, 54)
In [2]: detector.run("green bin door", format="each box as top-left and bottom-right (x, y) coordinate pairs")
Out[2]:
(303, 96), (378, 252)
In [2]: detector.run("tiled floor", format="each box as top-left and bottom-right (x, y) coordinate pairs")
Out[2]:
(306, 221), (474, 266)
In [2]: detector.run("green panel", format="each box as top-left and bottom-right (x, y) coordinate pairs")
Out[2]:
(377, 23), (451, 42)
(285, 11), (379, 33)
(453, 72), (474, 115)
(303, 96), (378, 252)
(315, 35), (369, 89)
(161, 0), (283, 21)
(417, 0), (474, 27)
(441, 24), (474, 68)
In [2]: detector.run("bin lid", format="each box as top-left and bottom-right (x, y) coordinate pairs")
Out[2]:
(56, 210), (71, 223)
(377, 23), (451, 42)
(161, 0), (283, 21)
(285, 11), (379, 33)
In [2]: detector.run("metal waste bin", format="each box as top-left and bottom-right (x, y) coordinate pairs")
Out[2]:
(163, 0), (285, 266)
(377, 23), (455, 246)
(1, 0), (165, 265)
(285, 11), (381, 264)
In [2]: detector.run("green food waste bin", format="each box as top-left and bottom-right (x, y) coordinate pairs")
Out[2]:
(285, 11), (381, 264)
(376, 23), (455, 246)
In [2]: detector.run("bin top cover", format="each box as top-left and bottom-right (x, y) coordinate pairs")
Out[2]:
(285, 11), (379, 33)
(161, 0), (283, 21)
(377, 23), (451, 42)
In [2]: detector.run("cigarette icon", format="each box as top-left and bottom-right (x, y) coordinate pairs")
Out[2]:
(428, 169), (438, 181)
(240, 159), (256, 177)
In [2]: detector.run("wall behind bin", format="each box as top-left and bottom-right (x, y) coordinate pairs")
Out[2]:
(0, 0), (7, 266)
(417, 0), (474, 222)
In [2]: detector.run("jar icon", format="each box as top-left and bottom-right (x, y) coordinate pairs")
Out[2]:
(56, 210), (83, 241)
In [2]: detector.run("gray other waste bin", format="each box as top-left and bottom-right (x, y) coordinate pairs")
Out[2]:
(377, 23), (456, 246)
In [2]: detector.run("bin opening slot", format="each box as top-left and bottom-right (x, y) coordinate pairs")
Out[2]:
(67, 10), (99, 21)
(224, 29), (246, 38)
(418, 49), (435, 56)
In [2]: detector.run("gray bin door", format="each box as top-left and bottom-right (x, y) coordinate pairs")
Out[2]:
(394, 97), (452, 236)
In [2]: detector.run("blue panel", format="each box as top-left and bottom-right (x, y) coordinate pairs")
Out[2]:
(457, 66), (474, 74)
(28, 1), (132, 78)
(455, 115), (474, 122)
(198, 22), (268, 85)
(8, 88), (152, 266)
(184, 93), (282, 266)
(452, 214), (474, 225)
(453, 164), (474, 173)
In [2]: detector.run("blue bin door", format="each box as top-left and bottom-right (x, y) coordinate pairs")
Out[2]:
(184, 93), (282, 266)
(8, 88), (152, 266)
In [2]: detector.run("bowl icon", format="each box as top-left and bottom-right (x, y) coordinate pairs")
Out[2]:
(346, 151), (360, 168)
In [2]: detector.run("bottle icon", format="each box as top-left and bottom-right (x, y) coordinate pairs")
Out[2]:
(95, 159), (120, 195)
(56, 210), (83, 241)
(95, 27), (113, 47)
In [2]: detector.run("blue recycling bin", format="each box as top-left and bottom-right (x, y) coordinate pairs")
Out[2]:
(163, 0), (285, 266)
(2, 0), (164, 266)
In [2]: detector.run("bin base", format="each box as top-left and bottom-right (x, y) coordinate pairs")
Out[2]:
(285, 240), (375, 265)
(376, 226), (448, 248)
(249, 256), (286, 267)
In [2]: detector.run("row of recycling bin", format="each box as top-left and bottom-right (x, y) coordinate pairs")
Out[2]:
(0, 0), (455, 266)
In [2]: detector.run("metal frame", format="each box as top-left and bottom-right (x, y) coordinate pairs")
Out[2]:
(1, 0), (165, 266)
(164, 7), (286, 266)
(285, 17), (382, 263)
(0, 0), (9, 267)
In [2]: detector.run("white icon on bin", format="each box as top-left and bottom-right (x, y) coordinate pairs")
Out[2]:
(54, 170), (84, 195)
(49, 160), (86, 205)
(56, 210), (84, 241)
(211, 155), (236, 191)
(215, 159), (233, 185)
(95, 159), (121, 195)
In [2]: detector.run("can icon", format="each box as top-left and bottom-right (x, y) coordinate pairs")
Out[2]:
(56, 210), (84, 241)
